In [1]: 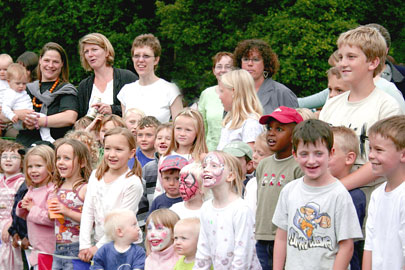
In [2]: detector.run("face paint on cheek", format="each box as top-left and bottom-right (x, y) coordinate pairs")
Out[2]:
(179, 172), (199, 201)
(147, 221), (172, 252)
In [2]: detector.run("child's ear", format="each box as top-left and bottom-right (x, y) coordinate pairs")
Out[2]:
(345, 151), (356, 166)
(292, 150), (298, 160)
(129, 148), (136, 159)
(226, 170), (236, 183)
(116, 227), (124, 238)
(329, 147), (335, 159)
(400, 149), (405, 163)
(368, 56), (380, 71)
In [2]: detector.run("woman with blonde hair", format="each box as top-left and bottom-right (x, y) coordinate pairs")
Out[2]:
(77, 33), (138, 118)
(217, 69), (264, 150)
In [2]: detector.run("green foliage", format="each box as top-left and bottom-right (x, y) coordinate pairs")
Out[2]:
(0, 0), (403, 104)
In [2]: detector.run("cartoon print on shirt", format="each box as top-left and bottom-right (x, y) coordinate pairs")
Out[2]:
(288, 202), (333, 251)
(293, 202), (331, 239)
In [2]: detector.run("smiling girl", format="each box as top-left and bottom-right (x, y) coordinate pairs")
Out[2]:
(79, 127), (143, 262)
(145, 208), (180, 270)
(16, 144), (56, 269)
(49, 139), (92, 270)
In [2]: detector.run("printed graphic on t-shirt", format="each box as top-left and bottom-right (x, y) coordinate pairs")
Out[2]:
(288, 202), (332, 251)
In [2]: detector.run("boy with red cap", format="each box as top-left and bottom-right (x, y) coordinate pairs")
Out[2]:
(147, 155), (189, 216)
(255, 106), (304, 270)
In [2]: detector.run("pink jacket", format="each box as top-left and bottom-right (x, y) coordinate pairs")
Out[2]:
(145, 244), (180, 270)
(16, 183), (56, 266)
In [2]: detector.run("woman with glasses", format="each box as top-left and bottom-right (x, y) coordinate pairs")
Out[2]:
(77, 33), (138, 119)
(117, 34), (183, 123)
(234, 39), (298, 115)
(198, 52), (234, 151)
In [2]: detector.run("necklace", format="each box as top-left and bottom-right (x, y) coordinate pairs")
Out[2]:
(32, 78), (60, 108)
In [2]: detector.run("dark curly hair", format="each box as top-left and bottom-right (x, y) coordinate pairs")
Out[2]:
(233, 39), (279, 78)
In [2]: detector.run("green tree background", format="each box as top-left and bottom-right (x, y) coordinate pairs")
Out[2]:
(1, 0), (404, 104)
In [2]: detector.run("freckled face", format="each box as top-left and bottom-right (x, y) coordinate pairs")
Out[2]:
(147, 221), (172, 252)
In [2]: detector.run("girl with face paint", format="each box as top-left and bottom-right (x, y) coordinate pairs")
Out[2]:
(145, 208), (180, 270)
(193, 151), (262, 270)
(170, 162), (206, 219)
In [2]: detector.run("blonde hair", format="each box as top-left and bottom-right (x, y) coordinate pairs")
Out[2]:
(6, 63), (27, 81)
(368, 115), (405, 151)
(97, 114), (126, 133)
(74, 116), (93, 131)
(145, 209), (180, 254)
(24, 145), (55, 187)
(174, 217), (200, 236)
(104, 208), (136, 241)
(95, 127), (142, 180)
(79, 33), (115, 71)
(331, 126), (359, 157)
(337, 26), (386, 76)
(166, 108), (208, 161)
(208, 151), (243, 197)
(65, 130), (99, 167)
(221, 69), (263, 129)
(0, 54), (13, 65)
(326, 66), (342, 80)
(123, 108), (145, 120)
(295, 108), (317, 121)
(53, 138), (92, 190)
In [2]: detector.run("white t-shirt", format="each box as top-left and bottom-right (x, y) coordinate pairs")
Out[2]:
(319, 88), (403, 164)
(364, 181), (405, 270)
(194, 198), (261, 269)
(117, 78), (180, 123)
(88, 80), (114, 109)
(272, 178), (363, 270)
(79, 170), (143, 249)
(217, 117), (264, 150)
(244, 176), (257, 215)
(170, 201), (201, 219)
(1, 88), (32, 121)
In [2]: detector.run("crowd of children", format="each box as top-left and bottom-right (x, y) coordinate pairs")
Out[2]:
(0, 23), (404, 270)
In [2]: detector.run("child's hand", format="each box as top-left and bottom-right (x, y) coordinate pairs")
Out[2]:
(21, 197), (33, 211)
(1, 226), (10, 242)
(85, 114), (103, 133)
(79, 247), (97, 262)
(48, 200), (68, 215)
(12, 234), (20, 248)
(11, 115), (18, 123)
(21, 237), (30, 250)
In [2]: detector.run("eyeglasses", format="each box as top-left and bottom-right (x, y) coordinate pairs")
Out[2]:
(132, 54), (154, 60)
(241, 57), (262, 63)
(214, 65), (233, 71)
(1, 155), (21, 160)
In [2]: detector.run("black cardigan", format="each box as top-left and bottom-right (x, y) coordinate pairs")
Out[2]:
(77, 67), (138, 118)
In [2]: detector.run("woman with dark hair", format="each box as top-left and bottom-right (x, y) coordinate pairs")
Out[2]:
(234, 39), (298, 115)
(16, 51), (39, 82)
(77, 33), (138, 118)
(16, 42), (78, 147)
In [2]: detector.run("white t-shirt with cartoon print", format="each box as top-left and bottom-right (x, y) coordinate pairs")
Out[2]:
(272, 177), (363, 270)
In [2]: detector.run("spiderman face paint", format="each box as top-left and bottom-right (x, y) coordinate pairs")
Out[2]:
(201, 152), (225, 188)
(179, 172), (199, 201)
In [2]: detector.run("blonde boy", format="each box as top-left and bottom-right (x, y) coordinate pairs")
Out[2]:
(319, 25), (402, 195)
(135, 116), (160, 167)
(91, 209), (146, 270)
(363, 115), (405, 270)
(273, 119), (362, 270)
(329, 126), (366, 269)
(0, 53), (13, 90)
(173, 218), (200, 269)
(124, 108), (145, 136)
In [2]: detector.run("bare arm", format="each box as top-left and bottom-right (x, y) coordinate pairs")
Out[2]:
(273, 228), (287, 270)
(38, 110), (78, 128)
(333, 239), (353, 270)
(362, 250), (372, 270)
(340, 162), (378, 190)
(170, 95), (183, 120)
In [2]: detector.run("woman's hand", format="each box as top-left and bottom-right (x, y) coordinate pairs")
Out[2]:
(92, 102), (112, 115)
(14, 109), (35, 122)
(23, 112), (39, 130)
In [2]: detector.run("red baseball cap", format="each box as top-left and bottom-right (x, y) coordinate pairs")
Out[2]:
(259, 106), (303, 124)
